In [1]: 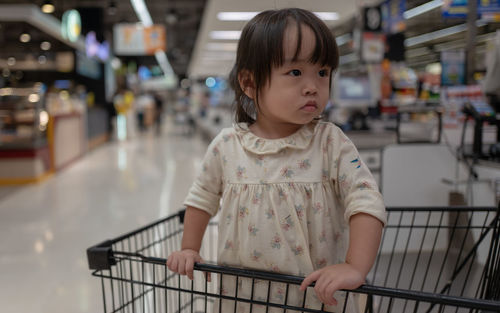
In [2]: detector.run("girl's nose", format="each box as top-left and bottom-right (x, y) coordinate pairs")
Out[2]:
(303, 81), (318, 95)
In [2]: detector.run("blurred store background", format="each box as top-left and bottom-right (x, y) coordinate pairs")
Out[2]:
(0, 0), (498, 191)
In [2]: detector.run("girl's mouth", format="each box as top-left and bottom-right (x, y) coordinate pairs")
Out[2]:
(301, 101), (317, 112)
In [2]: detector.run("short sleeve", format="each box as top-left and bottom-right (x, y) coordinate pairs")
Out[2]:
(183, 133), (224, 216)
(331, 131), (387, 226)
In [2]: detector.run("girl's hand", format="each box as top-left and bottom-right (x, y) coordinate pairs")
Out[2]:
(299, 263), (365, 306)
(167, 249), (211, 281)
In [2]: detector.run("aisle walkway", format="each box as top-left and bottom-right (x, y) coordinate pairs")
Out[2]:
(0, 124), (209, 313)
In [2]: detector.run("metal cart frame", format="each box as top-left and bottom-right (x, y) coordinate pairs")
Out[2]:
(87, 206), (500, 312)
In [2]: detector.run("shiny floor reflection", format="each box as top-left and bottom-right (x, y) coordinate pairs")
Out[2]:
(0, 123), (208, 313)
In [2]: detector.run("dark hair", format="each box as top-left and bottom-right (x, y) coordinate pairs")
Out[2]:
(230, 8), (339, 124)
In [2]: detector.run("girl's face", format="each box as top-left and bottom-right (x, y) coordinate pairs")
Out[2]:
(255, 23), (331, 132)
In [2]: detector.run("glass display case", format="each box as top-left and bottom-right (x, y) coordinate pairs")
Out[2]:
(0, 84), (52, 184)
(0, 83), (48, 149)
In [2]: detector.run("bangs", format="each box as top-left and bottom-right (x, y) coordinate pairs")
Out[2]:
(296, 17), (339, 69)
(271, 10), (339, 69)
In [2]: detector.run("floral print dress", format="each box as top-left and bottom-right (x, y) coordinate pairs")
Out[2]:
(184, 120), (386, 313)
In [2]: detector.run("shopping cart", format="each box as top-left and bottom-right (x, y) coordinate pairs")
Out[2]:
(87, 206), (500, 313)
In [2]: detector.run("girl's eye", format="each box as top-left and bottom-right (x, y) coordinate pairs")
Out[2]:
(289, 69), (301, 76)
(319, 69), (329, 77)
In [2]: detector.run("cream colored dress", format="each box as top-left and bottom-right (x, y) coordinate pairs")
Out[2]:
(184, 121), (386, 313)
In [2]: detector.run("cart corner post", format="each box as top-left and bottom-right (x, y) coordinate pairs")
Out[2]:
(87, 240), (116, 270)
(179, 208), (186, 224)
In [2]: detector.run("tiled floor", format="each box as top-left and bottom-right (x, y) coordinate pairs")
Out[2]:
(0, 122), (208, 313)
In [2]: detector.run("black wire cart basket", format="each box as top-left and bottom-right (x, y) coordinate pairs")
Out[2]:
(87, 206), (500, 313)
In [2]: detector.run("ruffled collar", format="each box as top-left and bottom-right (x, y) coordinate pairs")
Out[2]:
(234, 120), (319, 155)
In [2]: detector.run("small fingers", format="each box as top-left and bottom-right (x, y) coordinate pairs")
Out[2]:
(314, 275), (341, 306)
(300, 270), (321, 291)
(177, 257), (186, 276)
(325, 281), (340, 306)
(167, 252), (212, 283)
(167, 255), (178, 273)
(185, 257), (195, 280)
(314, 278), (328, 304)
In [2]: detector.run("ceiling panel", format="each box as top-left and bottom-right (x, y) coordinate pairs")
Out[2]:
(188, 0), (368, 78)
(0, 0), (498, 81)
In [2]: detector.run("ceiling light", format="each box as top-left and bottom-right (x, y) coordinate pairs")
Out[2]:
(339, 53), (358, 65)
(404, 20), (487, 47)
(206, 42), (238, 51)
(210, 31), (241, 40)
(38, 55), (47, 64)
(20, 32), (31, 43)
(205, 77), (216, 88)
(155, 50), (174, 75)
(40, 41), (51, 51)
(404, 0), (443, 20)
(130, 0), (153, 26)
(217, 11), (339, 21)
(336, 34), (352, 46)
(313, 12), (340, 20)
(41, 0), (55, 14)
(217, 12), (259, 21)
(426, 63), (442, 75)
(111, 57), (122, 69)
(165, 9), (178, 25)
(29, 94), (40, 103)
(201, 51), (236, 61)
(432, 31), (497, 52)
(39, 111), (49, 127)
(7, 57), (16, 66)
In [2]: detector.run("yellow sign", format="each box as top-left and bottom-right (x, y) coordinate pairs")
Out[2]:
(114, 91), (134, 114)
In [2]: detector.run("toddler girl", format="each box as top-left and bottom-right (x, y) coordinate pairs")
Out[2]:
(167, 8), (386, 312)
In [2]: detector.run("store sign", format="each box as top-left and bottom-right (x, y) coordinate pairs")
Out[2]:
(86, 32), (110, 61)
(362, 32), (386, 63)
(113, 24), (166, 56)
(478, 0), (500, 13)
(382, 0), (406, 34)
(441, 50), (465, 86)
(61, 10), (82, 43)
(442, 0), (500, 18)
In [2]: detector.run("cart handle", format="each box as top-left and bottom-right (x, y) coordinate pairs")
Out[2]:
(104, 252), (500, 312)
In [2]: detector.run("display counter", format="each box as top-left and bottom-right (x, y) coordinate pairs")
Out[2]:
(0, 144), (51, 184)
(0, 87), (110, 184)
(50, 112), (86, 171)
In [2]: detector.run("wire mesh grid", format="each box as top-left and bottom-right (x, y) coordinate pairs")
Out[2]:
(87, 206), (500, 313)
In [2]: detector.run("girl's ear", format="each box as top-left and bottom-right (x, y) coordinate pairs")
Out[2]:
(238, 70), (255, 99)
